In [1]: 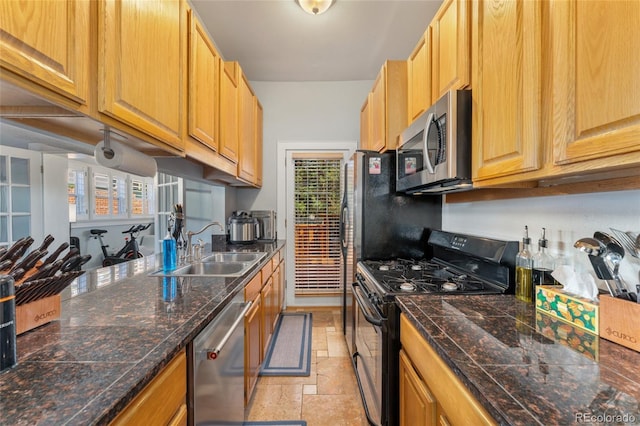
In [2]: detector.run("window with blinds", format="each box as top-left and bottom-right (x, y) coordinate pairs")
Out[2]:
(293, 155), (342, 295)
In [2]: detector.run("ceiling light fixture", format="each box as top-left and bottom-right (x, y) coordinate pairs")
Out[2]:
(296, 0), (335, 15)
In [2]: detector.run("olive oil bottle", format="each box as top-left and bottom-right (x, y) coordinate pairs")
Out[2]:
(515, 226), (534, 302)
(532, 228), (557, 286)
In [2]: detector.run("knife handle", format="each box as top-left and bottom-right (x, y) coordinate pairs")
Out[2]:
(36, 234), (55, 252)
(42, 242), (70, 266)
(0, 259), (13, 272)
(0, 237), (27, 262)
(10, 249), (41, 274)
(12, 237), (35, 261)
(61, 247), (79, 263)
(10, 267), (26, 282)
(21, 250), (48, 277)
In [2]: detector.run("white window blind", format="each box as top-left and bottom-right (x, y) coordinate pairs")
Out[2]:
(293, 156), (342, 295)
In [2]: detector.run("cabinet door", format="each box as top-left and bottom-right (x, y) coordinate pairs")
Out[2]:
(431, 0), (470, 101)
(244, 296), (261, 406)
(188, 9), (220, 151)
(400, 350), (437, 426)
(261, 277), (274, 358)
(278, 258), (286, 312)
(360, 94), (372, 150)
(0, 0), (90, 105)
(219, 61), (240, 163)
(255, 101), (263, 187)
(472, 0), (542, 181)
(111, 351), (186, 425)
(408, 31), (431, 123)
(99, 0), (184, 149)
(272, 265), (280, 329)
(370, 70), (386, 152)
(551, 0), (640, 165)
(238, 72), (257, 183)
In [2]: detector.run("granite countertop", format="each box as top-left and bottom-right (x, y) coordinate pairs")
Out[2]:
(396, 295), (640, 426)
(0, 240), (285, 426)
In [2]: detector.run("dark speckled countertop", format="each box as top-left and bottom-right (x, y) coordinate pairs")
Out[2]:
(396, 295), (640, 426)
(0, 241), (284, 426)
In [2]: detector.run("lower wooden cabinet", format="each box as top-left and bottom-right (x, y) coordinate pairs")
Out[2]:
(261, 276), (274, 358)
(110, 350), (187, 426)
(400, 314), (495, 426)
(399, 350), (436, 426)
(244, 294), (262, 406)
(244, 249), (285, 405)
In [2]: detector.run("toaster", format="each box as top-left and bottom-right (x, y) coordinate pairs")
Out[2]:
(250, 210), (277, 241)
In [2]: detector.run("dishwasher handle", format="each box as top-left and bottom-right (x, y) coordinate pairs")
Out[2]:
(205, 301), (252, 360)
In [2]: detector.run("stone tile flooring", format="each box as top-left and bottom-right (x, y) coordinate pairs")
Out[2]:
(246, 308), (368, 426)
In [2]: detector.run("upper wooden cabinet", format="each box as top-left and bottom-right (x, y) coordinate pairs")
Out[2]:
(471, 0), (542, 182)
(256, 101), (263, 187)
(360, 94), (372, 149)
(550, 0), (640, 167)
(0, 0), (90, 107)
(430, 0), (470, 102)
(99, 0), (185, 151)
(219, 61), (240, 163)
(407, 31), (431, 124)
(367, 60), (407, 152)
(187, 9), (220, 152)
(238, 71), (258, 184)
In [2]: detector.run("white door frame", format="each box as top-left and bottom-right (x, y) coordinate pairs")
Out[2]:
(276, 141), (356, 308)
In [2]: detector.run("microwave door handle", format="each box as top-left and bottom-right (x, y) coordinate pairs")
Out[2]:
(422, 112), (436, 174)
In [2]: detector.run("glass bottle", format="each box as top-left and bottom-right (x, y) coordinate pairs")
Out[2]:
(515, 225), (534, 303)
(532, 228), (557, 287)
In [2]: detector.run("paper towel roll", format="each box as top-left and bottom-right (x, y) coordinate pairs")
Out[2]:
(94, 140), (157, 177)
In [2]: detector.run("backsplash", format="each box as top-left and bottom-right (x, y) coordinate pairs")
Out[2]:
(443, 188), (640, 289)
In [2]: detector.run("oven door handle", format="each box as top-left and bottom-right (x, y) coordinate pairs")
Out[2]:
(352, 282), (384, 327)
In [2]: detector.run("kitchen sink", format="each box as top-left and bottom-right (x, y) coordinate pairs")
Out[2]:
(201, 252), (266, 263)
(149, 252), (266, 278)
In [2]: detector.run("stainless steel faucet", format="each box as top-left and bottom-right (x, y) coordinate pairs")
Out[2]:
(186, 222), (224, 262)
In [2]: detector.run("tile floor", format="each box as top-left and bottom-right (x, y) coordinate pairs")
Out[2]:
(245, 307), (368, 426)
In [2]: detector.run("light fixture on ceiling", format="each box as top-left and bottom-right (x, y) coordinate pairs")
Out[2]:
(296, 0), (335, 15)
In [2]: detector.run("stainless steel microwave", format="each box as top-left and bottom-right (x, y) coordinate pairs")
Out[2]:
(396, 90), (472, 194)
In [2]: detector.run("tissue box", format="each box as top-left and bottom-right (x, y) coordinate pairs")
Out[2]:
(535, 286), (599, 334)
(599, 294), (640, 353)
(535, 310), (599, 361)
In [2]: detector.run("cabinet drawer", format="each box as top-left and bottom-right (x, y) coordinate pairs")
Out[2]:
(400, 314), (495, 426)
(271, 252), (280, 269)
(245, 272), (262, 302)
(261, 261), (272, 284)
(111, 350), (186, 426)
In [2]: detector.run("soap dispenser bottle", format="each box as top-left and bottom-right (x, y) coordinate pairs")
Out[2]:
(515, 225), (534, 302)
(162, 221), (177, 272)
(532, 228), (557, 286)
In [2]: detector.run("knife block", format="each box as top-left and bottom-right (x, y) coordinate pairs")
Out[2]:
(599, 294), (640, 353)
(15, 295), (61, 335)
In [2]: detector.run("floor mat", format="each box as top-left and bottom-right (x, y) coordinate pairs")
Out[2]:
(260, 312), (312, 376)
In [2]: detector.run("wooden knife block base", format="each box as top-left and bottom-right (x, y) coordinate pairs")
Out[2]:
(599, 294), (640, 353)
(16, 295), (61, 335)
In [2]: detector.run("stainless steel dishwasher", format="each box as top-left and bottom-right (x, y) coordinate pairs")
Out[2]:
(190, 293), (251, 425)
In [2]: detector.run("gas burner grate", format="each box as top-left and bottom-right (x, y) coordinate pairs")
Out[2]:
(361, 259), (496, 294)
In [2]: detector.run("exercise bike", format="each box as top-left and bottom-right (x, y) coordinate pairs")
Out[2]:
(90, 223), (151, 267)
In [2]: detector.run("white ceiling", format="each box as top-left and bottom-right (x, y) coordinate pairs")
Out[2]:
(190, 0), (443, 82)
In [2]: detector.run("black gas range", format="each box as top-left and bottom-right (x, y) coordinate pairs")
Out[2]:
(351, 230), (518, 426)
